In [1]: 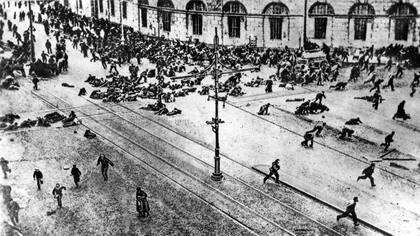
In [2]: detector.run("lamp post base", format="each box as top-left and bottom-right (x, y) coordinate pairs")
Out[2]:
(211, 172), (223, 181)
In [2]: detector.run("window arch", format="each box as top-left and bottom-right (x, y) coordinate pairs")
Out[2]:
(388, 2), (417, 17)
(157, 0), (174, 8)
(186, 0), (206, 35)
(157, 0), (174, 32)
(309, 2), (334, 16)
(186, 0), (206, 11)
(263, 2), (289, 40)
(223, 2), (247, 38)
(223, 1), (247, 14)
(349, 3), (375, 17)
(262, 2), (289, 15)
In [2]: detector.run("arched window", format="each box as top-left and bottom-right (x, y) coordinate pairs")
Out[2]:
(309, 2), (334, 16)
(309, 2), (334, 39)
(349, 3), (375, 16)
(263, 2), (289, 40)
(186, 0), (206, 35)
(388, 3), (418, 41)
(157, 0), (174, 32)
(349, 3), (375, 40)
(223, 1), (247, 38)
(139, 0), (149, 28)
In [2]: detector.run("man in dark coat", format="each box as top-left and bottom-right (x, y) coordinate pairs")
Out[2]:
(314, 91), (326, 104)
(70, 164), (81, 188)
(301, 131), (314, 147)
(392, 100), (410, 120)
(32, 72), (39, 90)
(45, 39), (52, 54)
(52, 183), (66, 208)
(380, 131), (395, 151)
(136, 187), (150, 217)
(33, 168), (43, 190)
(337, 197), (359, 226)
(382, 74), (395, 91)
(265, 79), (273, 93)
(372, 90), (382, 110)
(357, 163), (376, 187)
(263, 159), (280, 184)
(97, 154), (114, 181)
(257, 103), (270, 115)
(0, 157), (11, 179)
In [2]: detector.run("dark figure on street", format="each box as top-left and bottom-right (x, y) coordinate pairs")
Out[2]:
(265, 79), (273, 93)
(109, 61), (119, 74)
(363, 73), (376, 86)
(329, 82), (347, 91)
(136, 187), (150, 217)
(70, 165), (81, 188)
(382, 74), (395, 91)
(258, 103), (270, 115)
(52, 183), (66, 208)
(384, 58), (392, 71)
(97, 154), (114, 181)
(409, 72), (419, 97)
(33, 168), (43, 190)
(45, 39), (52, 54)
(357, 163), (376, 187)
(32, 73), (39, 90)
(345, 117), (362, 125)
(314, 91), (326, 104)
(395, 63), (404, 78)
(372, 90), (382, 110)
(307, 120), (326, 137)
(78, 87), (86, 96)
(263, 159), (280, 184)
(348, 66), (360, 83)
(392, 100), (410, 120)
(367, 64), (375, 76)
(369, 79), (384, 93)
(41, 50), (48, 63)
(101, 54), (108, 69)
(0, 157), (11, 179)
(301, 131), (314, 148)
(339, 127), (354, 139)
(337, 197), (359, 226)
(380, 131), (395, 151)
(7, 199), (19, 226)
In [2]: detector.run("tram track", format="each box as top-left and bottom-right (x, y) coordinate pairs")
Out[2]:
(28, 90), (297, 236)
(33, 89), (394, 235)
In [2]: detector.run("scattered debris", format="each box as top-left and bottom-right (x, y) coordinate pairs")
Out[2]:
(286, 98), (305, 102)
(390, 162), (409, 170)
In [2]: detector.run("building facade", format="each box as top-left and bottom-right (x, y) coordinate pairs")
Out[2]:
(62, 0), (420, 48)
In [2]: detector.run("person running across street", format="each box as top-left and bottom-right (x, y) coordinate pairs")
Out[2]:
(357, 163), (376, 187)
(337, 197), (359, 227)
(263, 159), (280, 184)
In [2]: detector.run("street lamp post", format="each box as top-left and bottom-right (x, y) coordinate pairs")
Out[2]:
(28, 0), (35, 62)
(209, 28), (223, 181)
(303, 0), (308, 48)
(169, 27), (259, 181)
(120, 0), (124, 42)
